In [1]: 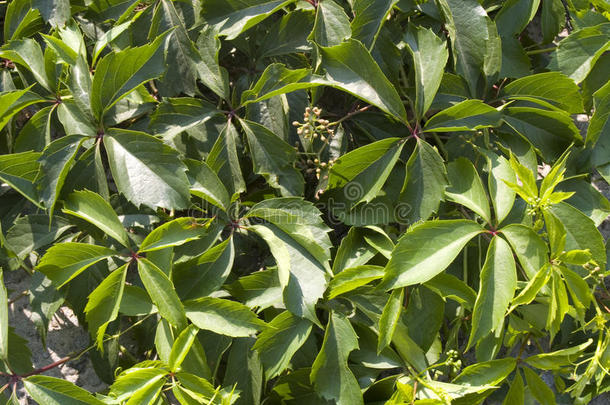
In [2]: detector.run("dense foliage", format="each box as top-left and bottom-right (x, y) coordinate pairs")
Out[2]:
(0, 0), (609, 403)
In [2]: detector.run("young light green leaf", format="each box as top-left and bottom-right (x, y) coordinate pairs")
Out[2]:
(137, 258), (187, 330)
(482, 150), (516, 225)
(525, 339), (592, 370)
(310, 0), (351, 47)
(377, 288), (403, 354)
(509, 264), (552, 311)
(253, 311), (313, 379)
(24, 375), (105, 405)
(104, 129), (191, 210)
(169, 324), (200, 372)
(445, 158), (491, 223)
(37, 243), (117, 288)
(328, 265), (385, 299)
(62, 190), (131, 248)
(403, 24), (449, 119)
(310, 311), (363, 405)
(452, 358), (516, 386)
(468, 236), (516, 348)
(109, 367), (168, 403)
(85, 264), (127, 349)
(240, 119), (304, 196)
(424, 99), (502, 132)
(184, 297), (267, 337)
(318, 39), (407, 122)
(381, 220), (484, 289)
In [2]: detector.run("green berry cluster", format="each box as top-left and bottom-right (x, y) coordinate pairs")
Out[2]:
(445, 349), (462, 373)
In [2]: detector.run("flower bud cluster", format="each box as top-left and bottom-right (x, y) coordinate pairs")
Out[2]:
(445, 349), (462, 373)
(293, 106), (335, 142)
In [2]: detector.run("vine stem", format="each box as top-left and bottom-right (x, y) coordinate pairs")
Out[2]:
(329, 105), (372, 126)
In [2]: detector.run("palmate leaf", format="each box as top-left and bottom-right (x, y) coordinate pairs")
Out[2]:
(104, 129), (191, 210)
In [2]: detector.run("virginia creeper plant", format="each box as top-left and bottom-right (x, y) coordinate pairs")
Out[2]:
(0, 0), (609, 404)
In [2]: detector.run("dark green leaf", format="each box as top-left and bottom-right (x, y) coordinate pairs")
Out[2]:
(184, 297), (267, 337)
(311, 0), (351, 47)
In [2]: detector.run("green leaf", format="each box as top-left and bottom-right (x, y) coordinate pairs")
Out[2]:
(525, 339), (592, 370)
(62, 190), (131, 248)
(0, 88), (47, 133)
(249, 224), (328, 324)
(494, 0), (539, 37)
(3, 0), (43, 41)
(311, 0), (351, 47)
(253, 311), (313, 379)
(327, 138), (404, 206)
(226, 268), (283, 310)
(104, 129), (190, 210)
(503, 372), (524, 405)
(445, 158), (491, 223)
(350, 0), (397, 49)
(468, 236), (516, 348)
(541, 0), (564, 43)
(482, 150), (516, 225)
(318, 39), (407, 122)
(85, 263), (127, 349)
(381, 220), (484, 289)
(398, 138), (448, 224)
(240, 119), (304, 196)
(403, 24), (449, 119)
(328, 265), (385, 299)
(109, 367), (168, 403)
(509, 264), (552, 311)
(403, 286), (445, 352)
(500, 224), (548, 278)
(91, 20), (133, 65)
(23, 375), (105, 405)
(15, 104), (55, 152)
(310, 311), (363, 405)
(184, 297), (267, 337)
(425, 273), (477, 309)
(0, 39), (52, 91)
(589, 81), (610, 165)
(206, 121), (246, 198)
(196, 27), (230, 99)
(453, 358), (516, 386)
(260, 9), (314, 57)
(548, 202), (606, 268)
(224, 337), (262, 405)
(502, 106), (582, 161)
(522, 366), (556, 405)
(38, 135), (85, 213)
(32, 0), (70, 27)
(424, 99), (502, 131)
(0, 270), (7, 361)
(149, 97), (219, 139)
(137, 258), (187, 329)
(90, 34), (166, 121)
(119, 286), (156, 317)
(139, 217), (212, 253)
(173, 238), (234, 300)
(547, 23), (610, 84)
(185, 160), (230, 212)
(245, 198), (332, 271)
(201, 0), (295, 40)
(169, 324), (200, 372)
(377, 288), (403, 354)
(437, 0), (500, 96)
(503, 72), (584, 114)
(0, 151), (42, 207)
(37, 243), (117, 288)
